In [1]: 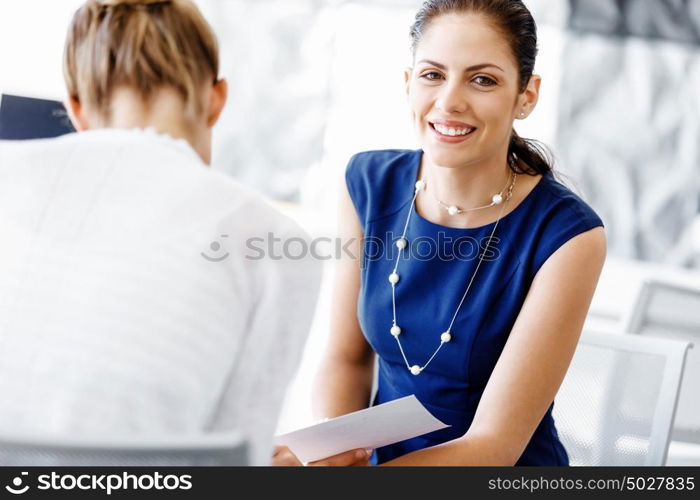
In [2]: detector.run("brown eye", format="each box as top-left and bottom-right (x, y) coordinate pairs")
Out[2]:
(473, 75), (497, 87)
(421, 71), (443, 81)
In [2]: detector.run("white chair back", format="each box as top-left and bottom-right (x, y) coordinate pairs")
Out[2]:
(0, 432), (248, 466)
(621, 279), (700, 444)
(554, 331), (690, 465)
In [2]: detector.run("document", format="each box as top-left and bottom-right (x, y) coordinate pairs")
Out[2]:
(274, 395), (449, 463)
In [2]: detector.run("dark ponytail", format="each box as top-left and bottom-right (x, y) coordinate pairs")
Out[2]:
(410, 0), (552, 176)
(508, 132), (552, 176)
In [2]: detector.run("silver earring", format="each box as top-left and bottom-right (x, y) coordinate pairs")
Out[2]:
(520, 112), (526, 118)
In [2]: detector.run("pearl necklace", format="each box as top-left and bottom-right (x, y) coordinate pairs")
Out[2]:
(429, 173), (514, 216)
(388, 171), (517, 376)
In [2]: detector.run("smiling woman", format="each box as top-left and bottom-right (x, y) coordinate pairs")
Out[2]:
(308, 0), (608, 466)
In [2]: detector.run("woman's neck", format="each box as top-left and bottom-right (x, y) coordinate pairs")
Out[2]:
(100, 87), (211, 164)
(421, 156), (512, 211)
(414, 153), (544, 230)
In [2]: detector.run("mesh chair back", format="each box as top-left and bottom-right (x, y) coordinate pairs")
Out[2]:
(622, 280), (700, 444)
(553, 332), (690, 465)
(0, 432), (247, 466)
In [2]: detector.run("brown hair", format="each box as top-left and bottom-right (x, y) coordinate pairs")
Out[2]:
(63, 0), (219, 121)
(409, 0), (552, 176)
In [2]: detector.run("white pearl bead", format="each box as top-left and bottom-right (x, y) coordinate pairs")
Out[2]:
(390, 325), (401, 337)
(388, 272), (400, 284)
(441, 332), (452, 343)
(396, 238), (407, 250)
(410, 365), (422, 376)
(415, 180), (426, 191)
(492, 193), (503, 205)
(447, 205), (459, 216)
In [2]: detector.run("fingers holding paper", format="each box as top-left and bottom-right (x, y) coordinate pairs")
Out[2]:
(274, 396), (448, 465)
(308, 448), (373, 467)
(272, 445), (372, 466)
(272, 445), (304, 466)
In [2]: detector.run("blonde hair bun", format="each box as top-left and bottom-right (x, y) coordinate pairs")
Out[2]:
(64, 0), (218, 121)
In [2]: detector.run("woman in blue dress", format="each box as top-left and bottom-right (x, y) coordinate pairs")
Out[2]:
(304, 0), (606, 466)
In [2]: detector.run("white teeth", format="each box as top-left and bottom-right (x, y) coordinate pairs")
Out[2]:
(432, 123), (474, 137)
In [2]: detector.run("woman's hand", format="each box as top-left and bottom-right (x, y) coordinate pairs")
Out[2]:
(272, 445), (372, 466)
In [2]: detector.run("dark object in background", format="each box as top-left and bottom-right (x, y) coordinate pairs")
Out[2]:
(0, 94), (75, 140)
(569, 0), (700, 45)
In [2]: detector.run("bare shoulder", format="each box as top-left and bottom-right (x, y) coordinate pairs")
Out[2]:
(554, 226), (606, 262)
(535, 225), (606, 290)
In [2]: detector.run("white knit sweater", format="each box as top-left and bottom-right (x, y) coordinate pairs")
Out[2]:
(0, 129), (321, 465)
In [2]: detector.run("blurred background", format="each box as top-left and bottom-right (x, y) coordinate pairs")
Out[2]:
(1, 0), (699, 465)
(3, 0), (699, 263)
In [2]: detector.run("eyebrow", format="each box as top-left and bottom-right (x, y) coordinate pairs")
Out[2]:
(416, 59), (504, 73)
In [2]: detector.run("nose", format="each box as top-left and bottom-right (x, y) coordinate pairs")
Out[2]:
(435, 81), (468, 114)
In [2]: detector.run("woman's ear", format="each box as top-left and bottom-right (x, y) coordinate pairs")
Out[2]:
(206, 78), (228, 128)
(517, 74), (541, 119)
(65, 96), (89, 131)
(404, 68), (412, 98)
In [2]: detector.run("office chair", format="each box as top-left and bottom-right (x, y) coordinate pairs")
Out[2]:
(553, 331), (690, 465)
(621, 279), (700, 461)
(0, 431), (248, 466)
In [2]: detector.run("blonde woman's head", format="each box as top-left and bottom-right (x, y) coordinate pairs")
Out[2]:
(63, 0), (227, 164)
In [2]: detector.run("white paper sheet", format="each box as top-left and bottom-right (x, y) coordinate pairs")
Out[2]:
(274, 395), (449, 463)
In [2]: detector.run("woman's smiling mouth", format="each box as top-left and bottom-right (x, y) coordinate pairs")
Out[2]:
(429, 120), (477, 142)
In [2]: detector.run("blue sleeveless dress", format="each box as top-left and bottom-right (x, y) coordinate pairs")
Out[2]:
(345, 149), (604, 466)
